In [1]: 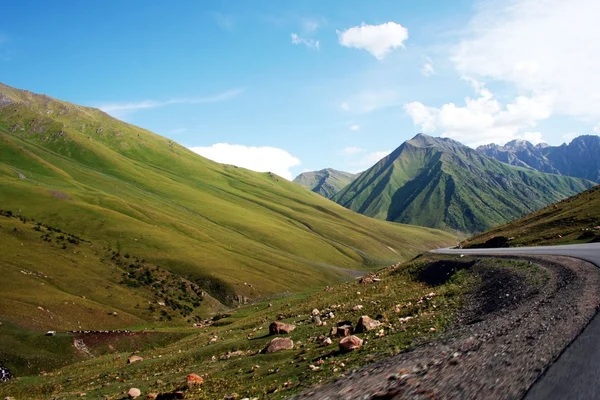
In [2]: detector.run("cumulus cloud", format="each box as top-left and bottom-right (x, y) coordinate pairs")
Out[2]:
(452, 0), (600, 119)
(291, 33), (320, 49)
(189, 143), (301, 180)
(97, 89), (244, 118)
(349, 124), (361, 131)
(404, 82), (553, 146)
(340, 146), (364, 156)
(520, 131), (544, 144)
(337, 22), (408, 60)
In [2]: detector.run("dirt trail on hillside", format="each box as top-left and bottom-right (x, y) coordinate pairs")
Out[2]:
(291, 256), (600, 400)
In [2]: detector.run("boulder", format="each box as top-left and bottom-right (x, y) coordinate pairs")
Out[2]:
(263, 337), (294, 353)
(335, 321), (354, 337)
(269, 321), (296, 335)
(339, 335), (363, 352)
(128, 388), (142, 399)
(127, 355), (144, 364)
(322, 337), (332, 346)
(186, 373), (204, 387)
(355, 316), (381, 333)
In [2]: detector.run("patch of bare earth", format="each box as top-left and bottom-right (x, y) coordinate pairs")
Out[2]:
(291, 256), (600, 400)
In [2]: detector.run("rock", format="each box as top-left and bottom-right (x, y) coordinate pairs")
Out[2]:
(335, 321), (354, 337)
(45, 330), (56, 336)
(322, 337), (332, 346)
(128, 388), (142, 399)
(186, 373), (204, 387)
(223, 394), (239, 400)
(127, 355), (144, 364)
(312, 315), (322, 325)
(156, 392), (185, 400)
(269, 321), (296, 335)
(147, 394), (158, 400)
(311, 309), (320, 316)
(352, 305), (363, 311)
(264, 337), (294, 353)
(355, 316), (381, 333)
(0, 362), (12, 382)
(339, 335), (363, 352)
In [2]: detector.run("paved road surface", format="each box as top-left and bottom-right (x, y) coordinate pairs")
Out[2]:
(433, 243), (600, 400)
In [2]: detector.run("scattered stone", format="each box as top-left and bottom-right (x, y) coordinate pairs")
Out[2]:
(269, 321), (296, 335)
(335, 321), (354, 337)
(147, 394), (158, 400)
(45, 330), (56, 336)
(223, 394), (239, 400)
(339, 335), (363, 352)
(308, 365), (320, 371)
(128, 388), (141, 399)
(355, 316), (381, 333)
(186, 373), (204, 387)
(311, 309), (320, 316)
(128, 355), (144, 364)
(264, 337), (294, 353)
(322, 337), (333, 346)
(352, 305), (363, 311)
(0, 361), (12, 382)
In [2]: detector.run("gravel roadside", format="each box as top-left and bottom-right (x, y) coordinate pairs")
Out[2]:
(291, 256), (600, 400)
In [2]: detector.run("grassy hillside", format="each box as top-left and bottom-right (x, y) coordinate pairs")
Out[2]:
(463, 184), (600, 248)
(0, 84), (456, 314)
(0, 254), (541, 399)
(334, 134), (594, 234)
(293, 169), (359, 199)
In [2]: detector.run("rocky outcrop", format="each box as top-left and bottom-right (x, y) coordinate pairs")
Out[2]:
(355, 316), (381, 333)
(269, 321), (296, 335)
(186, 373), (203, 387)
(263, 337), (294, 353)
(339, 335), (363, 352)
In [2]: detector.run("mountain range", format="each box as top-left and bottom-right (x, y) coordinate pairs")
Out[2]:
(293, 168), (359, 198)
(477, 135), (600, 182)
(332, 134), (594, 233)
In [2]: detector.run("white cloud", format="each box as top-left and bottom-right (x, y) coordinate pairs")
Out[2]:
(520, 131), (544, 144)
(404, 82), (553, 146)
(302, 18), (321, 33)
(337, 22), (408, 60)
(340, 146), (364, 156)
(421, 62), (436, 77)
(189, 143), (300, 180)
(349, 124), (361, 131)
(291, 33), (320, 49)
(340, 89), (401, 113)
(562, 132), (579, 144)
(452, 0), (600, 119)
(97, 88), (244, 118)
(594, 124), (600, 134)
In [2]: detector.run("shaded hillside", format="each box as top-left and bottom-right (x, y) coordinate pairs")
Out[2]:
(463, 184), (600, 248)
(294, 168), (359, 198)
(478, 135), (600, 182)
(0, 83), (456, 313)
(334, 134), (594, 233)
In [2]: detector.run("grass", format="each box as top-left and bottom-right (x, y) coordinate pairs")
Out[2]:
(334, 133), (594, 233)
(0, 255), (542, 399)
(0, 83), (456, 320)
(293, 169), (359, 199)
(463, 184), (600, 248)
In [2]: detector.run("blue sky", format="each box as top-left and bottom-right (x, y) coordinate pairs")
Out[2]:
(2, 0), (600, 179)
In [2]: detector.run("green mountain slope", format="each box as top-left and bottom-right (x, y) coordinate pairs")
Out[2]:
(463, 184), (600, 248)
(334, 134), (594, 233)
(293, 168), (359, 198)
(0, 84), (456, 314)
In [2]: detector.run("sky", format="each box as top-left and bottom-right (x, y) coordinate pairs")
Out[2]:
(2, 0), (600, 180)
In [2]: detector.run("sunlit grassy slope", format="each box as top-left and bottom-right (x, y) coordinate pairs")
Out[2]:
(334, 134), (594, 234)
(0, 83), (455, 312)
(463, 184), (600, 247)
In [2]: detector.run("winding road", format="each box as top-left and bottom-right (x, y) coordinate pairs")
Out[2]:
(433, 243), (600, 400)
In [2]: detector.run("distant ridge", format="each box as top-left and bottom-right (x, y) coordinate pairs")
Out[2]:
(478, 135), (600, 182)
(294, 168), (359, 198)
(334, 133), (595, 233)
